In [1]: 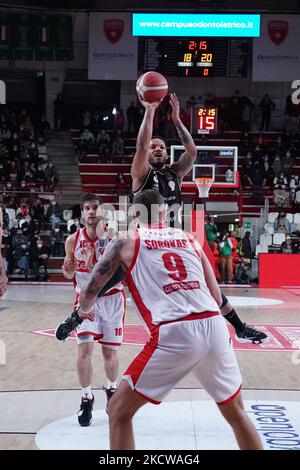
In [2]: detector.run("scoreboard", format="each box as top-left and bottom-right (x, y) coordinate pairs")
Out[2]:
(139, 37), (250, 78)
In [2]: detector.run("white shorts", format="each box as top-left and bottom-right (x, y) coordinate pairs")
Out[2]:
(76, 289), (126, 347)
(123, 312), (242, 405)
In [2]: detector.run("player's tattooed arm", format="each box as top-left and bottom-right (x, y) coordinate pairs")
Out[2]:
(169, 93), (197, 179)
(79, 238), (124, 313)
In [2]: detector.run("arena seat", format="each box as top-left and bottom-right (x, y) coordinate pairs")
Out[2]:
(273, 232), (286, 245)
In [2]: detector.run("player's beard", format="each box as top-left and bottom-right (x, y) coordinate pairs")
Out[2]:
(85, 217), (99, 228)
(149, 154), (167, 169)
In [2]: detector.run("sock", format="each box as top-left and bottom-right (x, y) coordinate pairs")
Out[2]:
(82, 385), (93, 400)
(223, 309), (245, 332)
(107, 380), (117, 390)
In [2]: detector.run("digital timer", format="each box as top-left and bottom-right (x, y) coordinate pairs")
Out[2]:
(177, 40), (214, 77)
(197, 107), (217, 134)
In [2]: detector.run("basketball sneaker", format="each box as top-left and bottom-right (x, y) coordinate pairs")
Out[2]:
(78, 395), (94, 427)
(55, 308), (83, 341)
(235, 323), (267, 344)
(102, 386), (116, 414)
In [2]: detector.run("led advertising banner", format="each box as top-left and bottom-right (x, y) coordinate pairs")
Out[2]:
(132, 13), (260, 38)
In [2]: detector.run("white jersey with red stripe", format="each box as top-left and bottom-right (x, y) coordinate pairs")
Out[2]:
(126, 225), (220, 330)
(73, 227), (123, 294)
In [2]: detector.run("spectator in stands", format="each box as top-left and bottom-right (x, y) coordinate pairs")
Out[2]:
(235, 259), (252, 285)
(281, 150), (295, 177)
(37, 115), (50, 140)
(274, 211), (291, 234)
(272, 154), (282, 177)
(46, 200), (62, 229)
(1, 227), (12, 272)
(263, 155), (274, 186)
(16, 201), (30, 220)
(259, 94), (275, 131)
(8, 160), (18, 182)
(44, 160), (59, 189)
(1, 207), (9, 230)
(115, 109), (125, 131)
(82, 110), (92, 128)
(96, 129), (111, 160)
(205, 215), (219, 251)
(50, 226), (65, 257)
(219, 233), (234, 283)
(30, 237), (50, 281)
(23, 115), (34, 135)
(126, 101), (140, 134)
(111, 131), (125, 157)
(240, 132), (253, 152)
(281, 235), (293, 254)
(241, 95), (254, 131)
(247, 160), (266, 204)
(31, 198), (46, 226)
(19, 161), (33, 183)
(34, 162), (47, 187)
(53, 94), (63, 130)
(69, 218), (81, 234)
(0, 123), (11, 143)
(90, 110), (102, 135)
(241, 152), (253, 186)
(21, 215), (37, 239)
(239, 231), (252, 263)
(0, 160), (9, 182)
(11, 227), (30, 279)
(274, 172), (288, 189)
(80, 128), (95, 147)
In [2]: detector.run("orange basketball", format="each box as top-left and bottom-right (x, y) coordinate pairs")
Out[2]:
(136, 71), (168, 104)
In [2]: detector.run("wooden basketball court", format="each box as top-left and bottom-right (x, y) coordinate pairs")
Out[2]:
(1, 283), (300, 450)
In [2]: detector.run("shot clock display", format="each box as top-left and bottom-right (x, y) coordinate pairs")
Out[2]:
(197, 107), (217, 134)
(177, 40), (214, 77)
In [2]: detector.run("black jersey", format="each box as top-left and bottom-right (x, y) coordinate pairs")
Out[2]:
(133, 167), (182, 226)
(133, 167), (182, 207)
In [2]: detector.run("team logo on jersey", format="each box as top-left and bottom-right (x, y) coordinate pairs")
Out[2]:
(153, 172), (159, 191)
(168, 180), (175, 192)
(79, 239), (89, 255)
(268, 20), (288, 45)
(104, 19), (124, 44)
(95, 239), (106, 257)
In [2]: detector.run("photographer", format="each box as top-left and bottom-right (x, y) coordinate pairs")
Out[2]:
(30, 238), (51, 281)
(235, 258), (252, 285)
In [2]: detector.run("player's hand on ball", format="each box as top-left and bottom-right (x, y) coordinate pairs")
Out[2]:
(138, 94), (161, 110)
(170, 93), (180, 123)
(78, 307), (96, 322)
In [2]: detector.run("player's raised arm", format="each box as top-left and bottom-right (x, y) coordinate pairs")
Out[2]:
(62, 234), (76, 280)
(79, 234), (134, 313)
(131, 98), (161, 191)
(169, 93), (197, 179)
(0, 207), (8, 296)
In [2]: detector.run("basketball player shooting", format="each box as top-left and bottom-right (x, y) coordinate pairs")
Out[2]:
(131, 91), (266, 344)
(78, 189), (263, 450)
